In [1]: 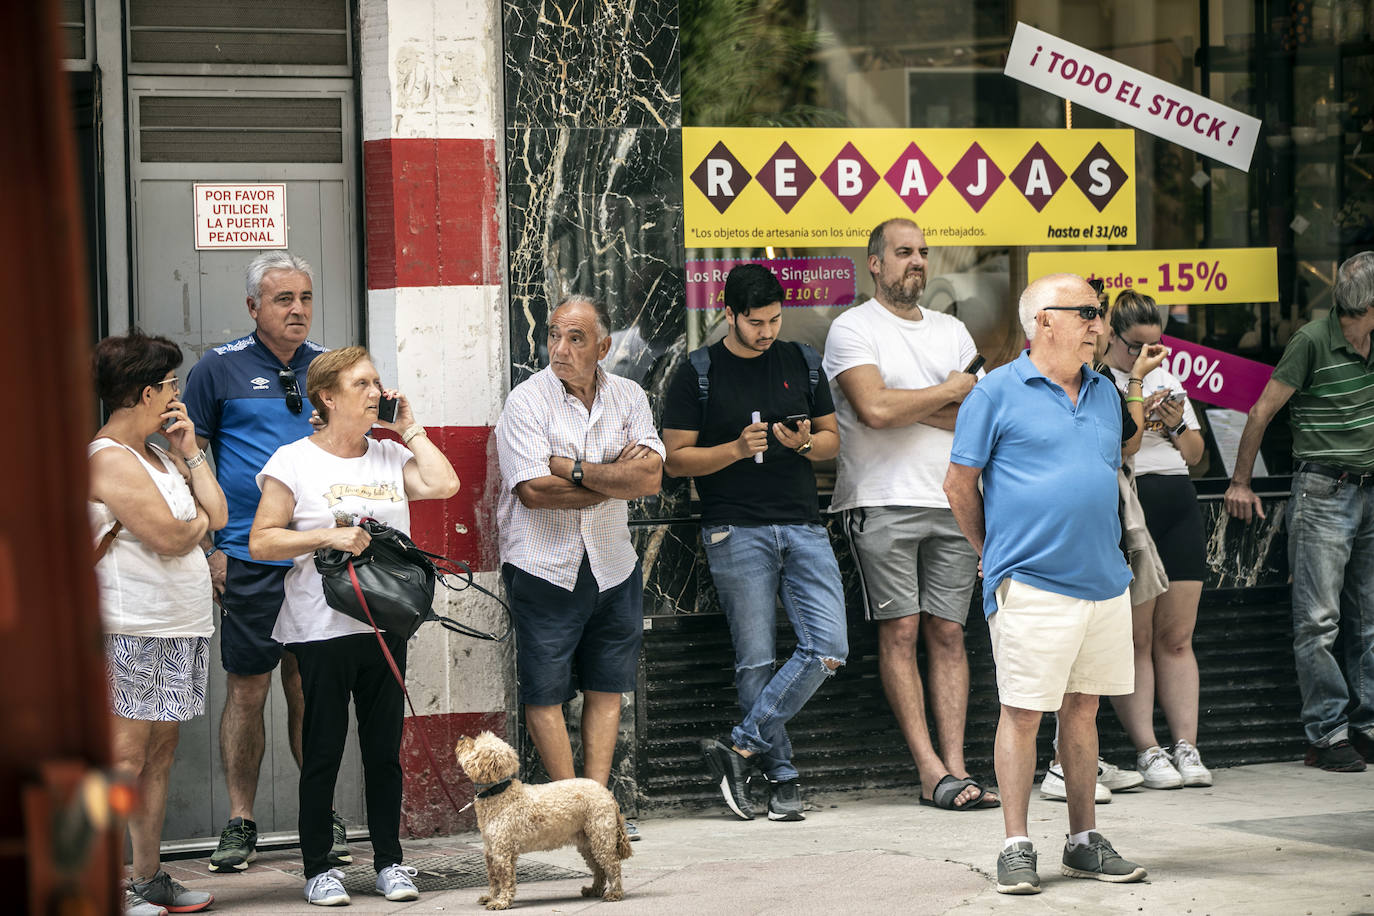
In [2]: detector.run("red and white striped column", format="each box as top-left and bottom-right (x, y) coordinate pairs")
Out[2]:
(359, 0), (511, 836)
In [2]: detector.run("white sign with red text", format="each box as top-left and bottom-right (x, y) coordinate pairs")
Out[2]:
(1003, 23), (1260, 172)
(194, 184), (288, 249)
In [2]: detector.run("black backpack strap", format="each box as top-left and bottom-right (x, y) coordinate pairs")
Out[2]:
(688, 344), (712, 423)
(794, 341), (823, 410)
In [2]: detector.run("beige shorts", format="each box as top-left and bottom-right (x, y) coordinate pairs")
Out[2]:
(987, 578), (1133, 711)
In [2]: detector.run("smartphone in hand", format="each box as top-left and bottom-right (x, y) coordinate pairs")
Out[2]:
(964, 355), (986, 374)
(378, 395), (399, 423)
(782, 413), (808, 432)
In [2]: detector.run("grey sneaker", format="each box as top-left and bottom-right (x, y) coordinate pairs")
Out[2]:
(329, 812), (353, 866)
(207, 816), (257, 872)
(124, 888), (167, 916)
(375, 864), (420, 901)
(767, 779), (805, 821)
(996, 841), (1041, 894)
(1061, 832), (1148, 883)
(130, 870), (214, 912)
(701, 738), (755, 820)
(304, 868), (351, 906)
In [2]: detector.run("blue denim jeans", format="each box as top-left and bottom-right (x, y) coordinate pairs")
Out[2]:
(702, 523), (848, 781)
(1288, 470), (1374, 746)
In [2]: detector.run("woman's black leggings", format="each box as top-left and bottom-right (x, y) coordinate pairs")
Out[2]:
(291, 632), (407, 879)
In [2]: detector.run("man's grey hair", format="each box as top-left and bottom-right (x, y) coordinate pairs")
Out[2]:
(866, 218), (921, 267)
(1018, 273), (1083, 340)
(1333, 251), (1374, 317)
(246, 251), (314, 305)
(552, 294), (611, 339)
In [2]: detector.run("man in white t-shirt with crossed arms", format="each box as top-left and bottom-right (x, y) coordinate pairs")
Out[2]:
(823, 217), (992, 811)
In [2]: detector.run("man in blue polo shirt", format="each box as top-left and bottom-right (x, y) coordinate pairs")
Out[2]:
(944, 273), (1144, 896)
(182, 250), (333, 873)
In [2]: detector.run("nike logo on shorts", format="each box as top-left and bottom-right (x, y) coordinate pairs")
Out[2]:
(877, 598), (895, 609)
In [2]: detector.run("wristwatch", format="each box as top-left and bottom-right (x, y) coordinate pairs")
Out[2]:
(795, 437), (813, 456)
(1171, 421), (1187, 437)
(571, 458), (584, 486)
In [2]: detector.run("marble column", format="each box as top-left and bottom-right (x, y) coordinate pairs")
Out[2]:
(502, 0), (684, 811)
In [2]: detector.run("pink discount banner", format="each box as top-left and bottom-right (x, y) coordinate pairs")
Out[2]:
(686, 257), (857, 310)
(1160, 335), (1273, 413)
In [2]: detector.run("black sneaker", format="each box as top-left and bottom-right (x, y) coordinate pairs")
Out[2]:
(1351, 730), (1374, 763)
(701, 738), (755, 820)
(1305, 740), (1367, 772)
(767, 779), (805, 821)
(996, 841), (1041, 894)
(328, 812), (352, 866)
(207, 817), (257, 872)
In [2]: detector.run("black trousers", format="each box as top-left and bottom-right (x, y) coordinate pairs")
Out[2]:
(291, 632), (407, 879)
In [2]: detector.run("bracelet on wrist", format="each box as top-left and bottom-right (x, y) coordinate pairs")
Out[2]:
(1171, 421), (1188, 437)
(185, 449), (207, 469)
(1125, 395), (1144, 404)
(401, 425), (427, 445)
(1127, 377), (1144, 386)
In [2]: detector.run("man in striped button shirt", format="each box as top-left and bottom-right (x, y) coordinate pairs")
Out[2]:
(1226, 251), (1374, 773)
(496, 295), (664, 799)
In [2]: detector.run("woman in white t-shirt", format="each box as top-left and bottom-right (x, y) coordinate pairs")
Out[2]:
(1100, 290), (1213, 792)
(88, 330), (226, 916)
(248, 346), (459, 907)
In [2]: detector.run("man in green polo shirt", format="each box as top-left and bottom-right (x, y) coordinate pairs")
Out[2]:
(1226, 251), (1374, 773)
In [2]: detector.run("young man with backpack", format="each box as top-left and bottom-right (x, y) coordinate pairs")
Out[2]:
(661, 263), (847, 822)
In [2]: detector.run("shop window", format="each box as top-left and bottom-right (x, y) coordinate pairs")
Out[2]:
(681, 0), (1374, 484)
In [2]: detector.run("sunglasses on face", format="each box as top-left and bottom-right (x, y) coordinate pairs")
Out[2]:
(1043, 305), (1108, 321)
(278, 368), (303, 415)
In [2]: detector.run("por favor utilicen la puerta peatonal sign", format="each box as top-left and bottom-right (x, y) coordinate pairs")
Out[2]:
(194, 184), (288, 250)
(1003, 23), (1261, 172)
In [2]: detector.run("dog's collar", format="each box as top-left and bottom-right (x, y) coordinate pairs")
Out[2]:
(474, 778), (512, 799)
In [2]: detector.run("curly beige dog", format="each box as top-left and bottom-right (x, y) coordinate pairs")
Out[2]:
(454, 731), (632, 910)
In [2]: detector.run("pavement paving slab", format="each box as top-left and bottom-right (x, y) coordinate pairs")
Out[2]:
(156, 761), (1373, 915)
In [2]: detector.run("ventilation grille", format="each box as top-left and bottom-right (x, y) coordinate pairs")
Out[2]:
(60, 0), (86, 60)
(139, 96), (343, 163)
(128, 0), (349, 66)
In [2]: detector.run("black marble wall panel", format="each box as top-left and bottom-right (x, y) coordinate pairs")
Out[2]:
(504, 0), (681, 129)
(504, 0), (685, 815)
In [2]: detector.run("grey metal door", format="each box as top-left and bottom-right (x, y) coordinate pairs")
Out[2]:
(128, 77), (364, 844)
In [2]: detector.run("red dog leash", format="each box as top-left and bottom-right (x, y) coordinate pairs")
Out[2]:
(348, 560), (469, 817)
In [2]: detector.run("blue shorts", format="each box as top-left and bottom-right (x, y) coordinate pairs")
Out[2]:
(502, 558), (643, 706)
(219, 556), (290, 676)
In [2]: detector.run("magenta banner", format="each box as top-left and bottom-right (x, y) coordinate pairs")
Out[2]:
(686, 257), (857, 310)
(1160, 335), (1273, 413)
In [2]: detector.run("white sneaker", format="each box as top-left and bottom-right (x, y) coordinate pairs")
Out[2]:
(304, 868), (351, 906)
(1171, 740), (1213, 787)
(1040, 764), (1111, 803)
(1136, 746), (1184, 789)
(375, 864), (420, 901)
(1096, 758), (1144, 791)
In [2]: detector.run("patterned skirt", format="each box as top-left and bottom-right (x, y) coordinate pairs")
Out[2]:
(104, 634), (210, 722)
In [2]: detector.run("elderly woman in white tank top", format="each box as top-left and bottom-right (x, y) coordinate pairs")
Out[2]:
(88, 330), (227, 916)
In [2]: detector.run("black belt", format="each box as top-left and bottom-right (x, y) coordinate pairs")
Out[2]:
(1300, 462), (1374, 487)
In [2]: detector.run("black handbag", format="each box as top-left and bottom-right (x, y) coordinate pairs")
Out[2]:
(314, 517), (509, 641)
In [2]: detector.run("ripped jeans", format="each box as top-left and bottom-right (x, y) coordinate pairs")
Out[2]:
(702, 522), (849, 782)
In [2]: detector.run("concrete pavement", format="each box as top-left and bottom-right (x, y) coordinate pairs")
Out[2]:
(161, 761), (1374, 915)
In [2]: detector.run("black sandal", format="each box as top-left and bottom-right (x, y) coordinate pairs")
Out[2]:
(919, 774), (984, 810)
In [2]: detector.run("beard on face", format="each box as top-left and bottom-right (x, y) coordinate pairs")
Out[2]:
(879, 268), (925, 308)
